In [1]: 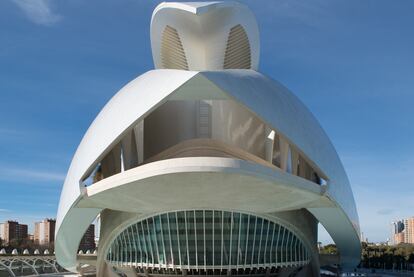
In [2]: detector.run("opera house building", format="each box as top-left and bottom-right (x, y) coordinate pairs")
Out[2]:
(56, 2), (361, 276)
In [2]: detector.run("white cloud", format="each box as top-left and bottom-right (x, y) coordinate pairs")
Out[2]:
(0, 167), (65, 182)
(12, 0), (62, 26)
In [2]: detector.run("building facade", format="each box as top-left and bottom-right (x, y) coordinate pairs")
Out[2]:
(56, 2), (361, 277)
(392, 220), (405, 235)
(79, 224), (95, 252)
(34, 219), (56, 246)
(0, 221), (28, 245)
(393, 232), (405, 245)
(391, 218), (414, 245)
(404, 218), (414, 244)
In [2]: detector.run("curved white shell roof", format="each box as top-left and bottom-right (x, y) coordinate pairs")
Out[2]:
(151, 2), (260, 70)
(56, 69), (360, 271)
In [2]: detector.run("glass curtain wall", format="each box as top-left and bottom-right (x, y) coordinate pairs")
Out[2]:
(106, 211), (310, 270)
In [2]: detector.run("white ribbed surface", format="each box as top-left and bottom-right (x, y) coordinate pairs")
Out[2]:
(224, 25), (251, 69)
(161, 26), (189, 70)
(106, 210), (311, 270)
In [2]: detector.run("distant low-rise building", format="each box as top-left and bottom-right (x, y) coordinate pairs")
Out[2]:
(0, 221), (28, 244)
(34, 219), (56, 246)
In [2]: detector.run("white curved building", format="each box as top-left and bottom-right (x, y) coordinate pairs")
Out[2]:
(56, 2), (361, 276)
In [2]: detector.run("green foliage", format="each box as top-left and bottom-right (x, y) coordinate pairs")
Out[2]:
(360, 243), (414, 270)
(319, 242), (414, 271)
(320, 244), (338, 254)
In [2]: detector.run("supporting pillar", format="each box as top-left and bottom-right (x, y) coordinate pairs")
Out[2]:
(265, 127), (275, 163)
(279, 137), (289, 172)
(134, 121), (144, 165)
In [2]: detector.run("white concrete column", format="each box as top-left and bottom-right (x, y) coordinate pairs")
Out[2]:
(291, 149), (299, 176)
(121, 131), (138, 170)
(279, 137), (289, 172)
(265, 127), (275, 163)
(101, 143), (121, 178)
(134, 121), (144, 164)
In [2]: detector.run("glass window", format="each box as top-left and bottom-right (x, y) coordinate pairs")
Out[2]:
(196, 210), (204, 266)
(176, 211), (187, 266)
(144, 219), (155, 264)
(252, 217), (262, 264)
(231, 213), (240, 266)
(205, 211), (214, 266)
(168, 213), (179, 266)
(239, 214), (249, 266)
(246, 216), (255, 266)
(259, 220), (268, 265)
(186, 211), (196, 265)
(222, 211), (232, 266)
(160, 214), (171, 265)
(106, 210), (309, 270)
(154, 215), (164, 265)
(213, 210), (222, 266)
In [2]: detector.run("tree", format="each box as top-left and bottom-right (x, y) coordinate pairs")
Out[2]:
(19, 238), (34, 251)
(9, 238), (20, 248)
(359, 243), (414, 271)
(408, 253), (414, 264)
(320, 244), (338, 255)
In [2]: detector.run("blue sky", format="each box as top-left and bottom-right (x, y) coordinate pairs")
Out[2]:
(0, 0), (413, 243)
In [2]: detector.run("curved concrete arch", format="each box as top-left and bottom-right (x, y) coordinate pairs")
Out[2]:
(198, 70), (361, 267)
(0, 256), (64, 276)
(56, 70), (198, 271)
(105, 211), (312, 269)
(39, 258), (58, 273)
(87, 157), (325, 273)
(21, 259), (39, 275)
(33, 258), (47, 270)
(101, 208), (317, 268)
(9, 258), (38, 276)
(56, 70), (360, 271)
(0, 260), (16, 277)
(9, 259), (17, 267)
